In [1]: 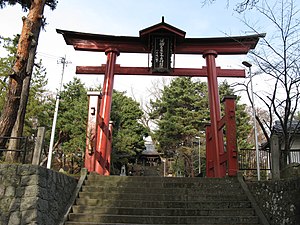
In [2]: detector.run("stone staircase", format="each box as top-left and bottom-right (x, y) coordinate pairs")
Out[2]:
(64, 174), (262, 225)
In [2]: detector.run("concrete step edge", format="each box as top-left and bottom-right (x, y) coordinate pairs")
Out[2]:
(67, 214), (259, 223)
(71, 206), (256, 216)
(65, 223), (260, 225)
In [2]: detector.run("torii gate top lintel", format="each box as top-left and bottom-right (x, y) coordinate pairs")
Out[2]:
(139, 17), (186, 41)
(56, 21), (265, 55)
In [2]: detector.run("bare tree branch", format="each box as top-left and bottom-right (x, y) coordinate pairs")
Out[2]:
(238, 0), (300, 167)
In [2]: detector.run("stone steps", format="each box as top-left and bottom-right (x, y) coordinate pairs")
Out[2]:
(67, 214), (259, 224)
(75, 198), (252, 209)
(65, 223), (261, 225)
(81, 186), (245, 195)
(78, 191), (249, 201)
(72, 206), (256, 216)
(85, 175), (240, 185)
(65, 174), (261, 225)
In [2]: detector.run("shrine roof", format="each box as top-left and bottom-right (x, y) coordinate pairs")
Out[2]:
(141, 149), (160, 157)
(57, 28), (265, 55)
(139, 17), (186, 40)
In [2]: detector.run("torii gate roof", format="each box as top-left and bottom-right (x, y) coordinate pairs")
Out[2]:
(57, 20), (265, 55)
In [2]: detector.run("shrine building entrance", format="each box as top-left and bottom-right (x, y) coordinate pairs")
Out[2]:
(57, 18), (264, 177)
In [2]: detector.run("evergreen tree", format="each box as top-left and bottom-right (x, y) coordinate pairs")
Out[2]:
(12, 60), (53, 163)
(0, 35), (18, 108)
(24, 59), (53, 137)
(0, 0), (57, 151)
(150, 77), (209, 157)
(110, 90), (148, 174)
(54, 77), (88, 173)
(0, 0), (57, 11)
(0, 36), (53, 161)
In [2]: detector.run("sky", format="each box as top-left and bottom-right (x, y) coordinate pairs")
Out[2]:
(0, 0), (269, 104)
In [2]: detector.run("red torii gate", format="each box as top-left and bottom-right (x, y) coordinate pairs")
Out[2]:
(57, 19), (264, 177)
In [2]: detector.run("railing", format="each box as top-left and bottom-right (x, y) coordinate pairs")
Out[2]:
(238, 148), (271, 179)
(238, 148), (271, 171)
(287, 149), (300, 164)
(239, 148), (300, 180)
(239, 148), (300, 171)
(0, 136), (28, 163)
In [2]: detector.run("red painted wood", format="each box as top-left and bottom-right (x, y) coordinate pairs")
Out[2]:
(203, 50), (226, 178)
(104, 122), (113, 176)
(139, 20), (186, 39)
(206, 96), (238, 177)
(205, 125), (214, 177)
(57, 29), (264, 55)
(223, 96), (238, 176)
(95, 49), (119, 175)
(76, 65), (245, 78)
(71, 42), (256, 55)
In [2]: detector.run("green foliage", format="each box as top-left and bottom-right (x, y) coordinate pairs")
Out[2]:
(150, 77), (210, 156)
(0, 35), (18, 63)
(0, 0), (58, 11)
(24, 59), (53, 137)
(55, 77), (88, 172)
(0, 35), (19, 107)
(110, 90), (148, 173)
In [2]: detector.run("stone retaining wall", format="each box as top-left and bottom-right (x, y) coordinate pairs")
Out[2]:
(247, 178), (300, 225)
(0, 164), (77, 225)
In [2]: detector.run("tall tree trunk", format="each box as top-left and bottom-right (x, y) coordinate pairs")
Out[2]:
(5, 75), (31, 162)
(0, 0), (46, 156)
(0, 77), (23, 147)
(5, 26), (40, 162)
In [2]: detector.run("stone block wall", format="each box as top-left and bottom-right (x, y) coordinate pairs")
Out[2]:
(247, 178), (300, 225)
(0, 164), (77, 225)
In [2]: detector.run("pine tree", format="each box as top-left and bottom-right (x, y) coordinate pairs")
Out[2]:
(0, 36), (53, 161)
(110, 90), (148, 174)
(24, 59), (52, 136)
(53, 78), (88, 173)
(0, 35), (18, 109)
(0, 0), (57, 11)
(0, 0), (57, 153)
(150, 77), (210, 156)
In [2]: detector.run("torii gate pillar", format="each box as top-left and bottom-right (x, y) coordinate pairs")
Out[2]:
(203, 50), (226, 177)
(95, 48), (119, 175)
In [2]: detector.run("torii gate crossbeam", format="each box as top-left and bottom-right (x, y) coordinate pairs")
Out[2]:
(76, 65), (245, 77)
